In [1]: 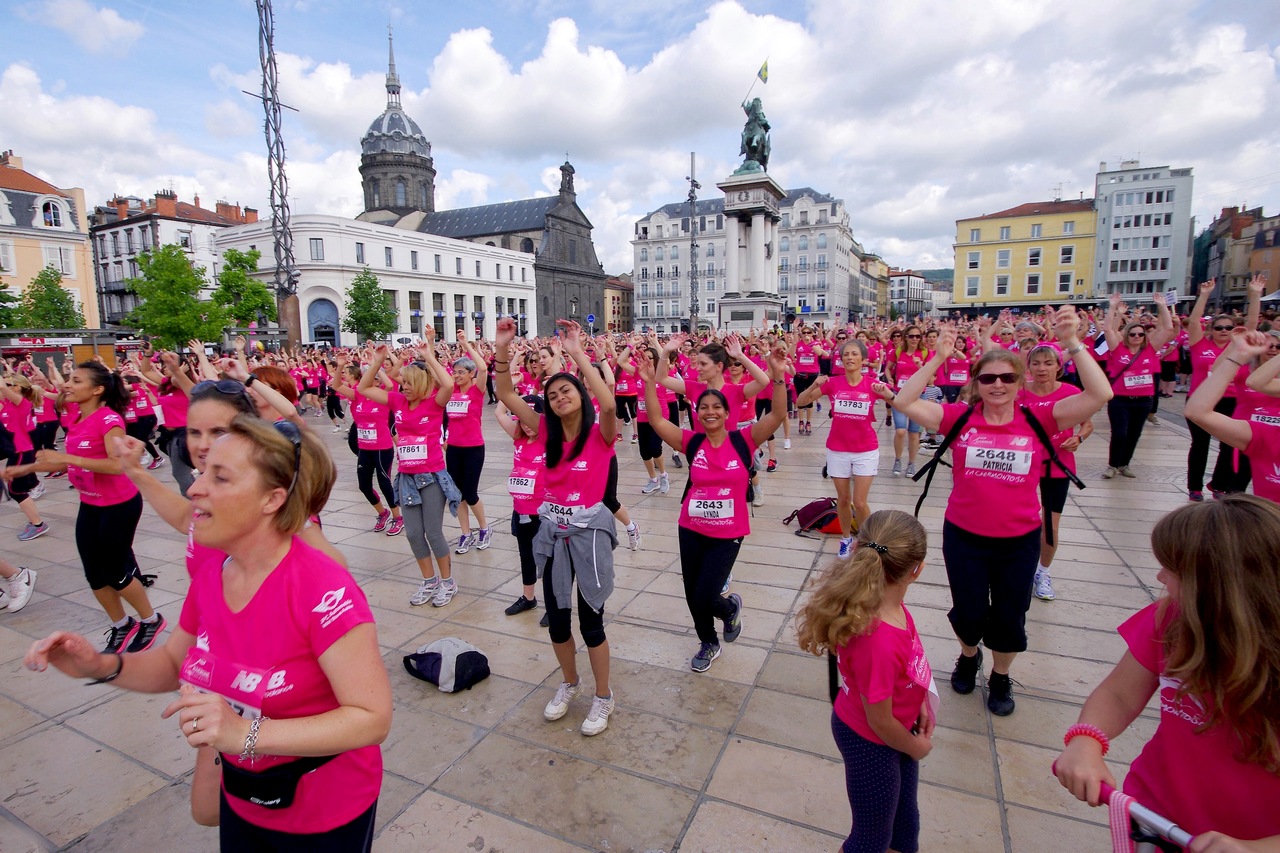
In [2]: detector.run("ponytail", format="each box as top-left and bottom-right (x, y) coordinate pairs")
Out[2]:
(76, 361), (129, 415)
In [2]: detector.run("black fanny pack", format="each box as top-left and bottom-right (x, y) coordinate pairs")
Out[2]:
(221, 754), (336, 810)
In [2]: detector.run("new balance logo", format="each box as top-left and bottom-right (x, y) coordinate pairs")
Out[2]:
(230, 670), (263, 693)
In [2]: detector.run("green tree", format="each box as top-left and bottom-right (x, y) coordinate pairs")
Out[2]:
(342, 267), (397, 342)
(210, 248), (278, 326)
(0, 281), (21, 328)
(128, 244), (228, 348)
(19, 265), (85, 328)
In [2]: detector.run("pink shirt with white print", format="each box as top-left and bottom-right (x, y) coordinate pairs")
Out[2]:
(351, 390), (393, 451)
(1, 398), (35, 454)
(66, 407), (138, 506)
(678, 427), (756, 538)
(179, 537), (381, 835)
(822, 373), (880, 453)
(508, 434), (546, 516)
(834, 607), (933, 746)
(539, 420), (614, 524)
(445, 384), (485, 447)
(1019, 383), (1081, 478)
(386, 389), (445, 473)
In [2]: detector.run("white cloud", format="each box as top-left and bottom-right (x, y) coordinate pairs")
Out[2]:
(203, 100), (257, 139)
(19, 0), (144, 54)
(436, 170), (496, 210)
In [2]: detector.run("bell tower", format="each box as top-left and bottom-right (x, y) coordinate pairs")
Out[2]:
(358, 29), (435, 216)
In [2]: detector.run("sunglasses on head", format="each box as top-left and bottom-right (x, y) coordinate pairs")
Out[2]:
(1212, 324), (1234, 332)
(192, 379), (249, 397)
(272, 419), (303, 500)
(976, 372), (1018, 385)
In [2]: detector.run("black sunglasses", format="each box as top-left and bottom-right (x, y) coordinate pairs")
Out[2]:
(906, 334), (922, 339)
(1211, 325), (1234, 332)
(976, 373), (1018, 385)
(1128, 331), (1147, 338)
(272, 419), (303, 499)
(192, 379), (251, 398)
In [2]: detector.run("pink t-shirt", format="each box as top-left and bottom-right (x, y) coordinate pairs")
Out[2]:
(613, 368), (636, 397)
(795, 342), (820, 375)
(679, 427), (756, 538)
(351, 391), (393, 451)
(1107, 346), (1160, 398)
(1189, 339), (1247, 397)
(684, 380), (748, 435)
(156, 387), (188, 427)
(178, 537), (381, 835)
(445, 384), (484, 447)
(635, 377), (672, 424)
(892, 350), (928, 390)
(539, 421), (614, 524)
(936, 356), (971, 388)
(1120, 602), (1280, 840)
(387, 389), (445, 473)
(834, 607), (933, 746)
(1020, 383), (1081, 477)
(822, 374), (879, 453)
(132, 386), (154, 416)
(725, 376), (756, 430)
(508, 434), (546, 516)
(34, 391), (58, 424)
(1, 398), (35, 454)
(1241, 394), (1280, 503)
(938, 401), (1057, 537)
(67, 407), (139, 506)
(59, 399), (80, 430)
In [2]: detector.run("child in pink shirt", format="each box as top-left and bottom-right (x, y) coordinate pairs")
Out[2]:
(797, 510), (936, 853)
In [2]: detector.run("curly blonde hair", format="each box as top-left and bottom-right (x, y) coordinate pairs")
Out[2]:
(796, 510), (927, 655)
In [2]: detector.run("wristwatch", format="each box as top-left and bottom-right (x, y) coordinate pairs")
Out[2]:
(244, 373), (257, 387)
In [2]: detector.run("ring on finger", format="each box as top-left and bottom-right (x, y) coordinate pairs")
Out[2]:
(190, 718), (200, 733)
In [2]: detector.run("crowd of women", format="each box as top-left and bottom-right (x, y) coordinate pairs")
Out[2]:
(5, 284), (1279, 851)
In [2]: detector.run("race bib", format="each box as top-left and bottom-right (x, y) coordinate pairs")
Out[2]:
(897, 376), (911, 389)
(798, 355), (817, 368)
(689, 498), (735, 519)
(1123, 373), (1153, 389)
(1250, 413), (1280, 427)
(964, 442), (1033, 476)
(949, 371), (968, 383)
(397, 441), (429, 462)
(544, 502), (584, 526)
(180, 647), (269, 721)
(834, 398), (870, 417)
(508, 474), (536, 496)
(357, 427), (377, 442)
(637, 398), (647, 413)
(447, 399), (470, 415)
(736, 420), (755, 431)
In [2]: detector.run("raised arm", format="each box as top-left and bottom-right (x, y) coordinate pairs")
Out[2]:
(1187, 280), (1214, 346)
(493, 318), (539, 433)
(886, 329), (950, 433)
(1186, 332), (1269, 452)
(561, 320), (615, 442)
(637, 357), (683, 451)
(728, 334), (769, 397)
(1146, 292), (1176, 352)
(656, 335), (688, 394)
(1046, 307), (1114, 431)
(355, 345), (392, 406)
(417, 329), (455, 408)
(1245, 274), (1265, 332)
(1102, 294), (1125, 353)
(750, 349), (788, 447)
(457, 330), (487, 386)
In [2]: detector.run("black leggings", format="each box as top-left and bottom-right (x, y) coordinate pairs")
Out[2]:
(219, 793), (376, 853)
(34, 421), (58, 451)
(125, 415), (160, 460)
(616, 395), (637, 423)
(1106, 395), (1151, 468)
(794, 373), (819, 410)
(356, 447), (397, 508)
(445, 444), (485, 506)
(326, 392), (345, 421)
(678, 527), (740, 645)
(602, 455), (621, 514)
(832, 712), (920, 853)
(942, 520), (1040, 653)
(6, 449), (39, 501)
(511, 511), (541, 587)
(637, 421), (662, 461)
(76, 493), (144, 591)
(543, 551), (606, 647)
(1186, 396), (1251, 492)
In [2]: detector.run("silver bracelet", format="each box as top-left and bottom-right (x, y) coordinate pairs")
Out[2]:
(240, 716), (269, 764)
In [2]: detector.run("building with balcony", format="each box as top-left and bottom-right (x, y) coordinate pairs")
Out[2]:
(1092, 160), (1194, 301)
(89, 192), (258, 325)
(0, 150), (97, 326)
(1205, 206), (1270, 310)
(630, 187), (857, 332)
(603, 275), (633, 333)
(889, 269), (930, 318)
(952, 198), (1097, 313)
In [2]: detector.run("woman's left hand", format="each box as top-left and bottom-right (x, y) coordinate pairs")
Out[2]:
(1187, 832), (1261, 853)
(35, 449), (67, 466)
(870, 381), (895, 402)
(162, 684), (250, 754)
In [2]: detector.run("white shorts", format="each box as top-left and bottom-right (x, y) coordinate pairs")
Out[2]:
(826, 449), (879, 479)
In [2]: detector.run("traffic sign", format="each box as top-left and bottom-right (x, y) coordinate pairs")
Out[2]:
(586, 313), (595, 324)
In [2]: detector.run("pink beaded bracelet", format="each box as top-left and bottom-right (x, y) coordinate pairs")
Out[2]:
(1064, 723), (1110, 756)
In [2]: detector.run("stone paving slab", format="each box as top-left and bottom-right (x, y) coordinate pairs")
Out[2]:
(0, 395), (1222, 850)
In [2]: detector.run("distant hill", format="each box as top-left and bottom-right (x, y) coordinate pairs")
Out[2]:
(917, 269), (953, 282)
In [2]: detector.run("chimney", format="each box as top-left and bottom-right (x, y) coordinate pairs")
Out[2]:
(243, 207), (259, 224)
(154, 189), (177, 217)
(215, 200), (243, 222)
(114, 196), (129, 220)
(0, 150), (21, 170)
(193, 194), (201, 209)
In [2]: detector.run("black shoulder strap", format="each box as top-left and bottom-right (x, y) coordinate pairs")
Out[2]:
(911, 405), (976, 519)
(1019, 404), (1085, 491)
(680, 433), (707, 503)
(727, 429), (754, 472)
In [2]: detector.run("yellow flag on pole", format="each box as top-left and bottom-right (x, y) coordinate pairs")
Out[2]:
(757, 61), (768, 83)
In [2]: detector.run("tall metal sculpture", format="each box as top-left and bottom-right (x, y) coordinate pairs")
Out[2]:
(687, 152), (700, 333)
(254, 0), (301, 344)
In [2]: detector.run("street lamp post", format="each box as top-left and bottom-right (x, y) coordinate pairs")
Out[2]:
(687, 152), (700, 334)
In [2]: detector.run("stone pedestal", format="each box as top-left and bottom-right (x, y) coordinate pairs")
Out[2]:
(715, 172), (786, 331)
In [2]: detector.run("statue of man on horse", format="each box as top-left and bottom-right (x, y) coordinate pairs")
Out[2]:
(736, 97), (771, 174)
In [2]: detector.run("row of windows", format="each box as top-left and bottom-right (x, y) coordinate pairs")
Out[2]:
(1110, 257), (1170, 273)
(1112, 189), (1174, 207)
(308, 239), (528, 283)
(963, 272), (1076, 297)
(779, 255), (828, 271)
(0, 242), (78, 278)
(1106, 280), (1166, 294)
(967, 246), (1076, 270)
(367, 178), (430, 211)
(638, 299), (716, 318)
(1112, 236), (1171, 251)
(639, 203), (839, 241)
(396, 292), (530, 337)
(639, 243), (719, 263)
(639, 281), (717, 297)
(778, 275), (827, 290)
(1113, 213), (1173, 229)
(97, 227), (159, 258)
(969, 221), (1075, 242)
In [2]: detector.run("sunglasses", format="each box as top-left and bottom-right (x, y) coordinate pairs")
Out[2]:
(976, 373), (1018, 385)
(272, 419), (303, 500)
(906, 334), (922, 339)
(1128, 331), (1147, 338)
(1211, 325), (1234, 332)
(192, 379), (250, 397)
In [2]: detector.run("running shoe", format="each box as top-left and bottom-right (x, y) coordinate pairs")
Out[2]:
(659, 474), (670, 495)
(373, 509), (392, 532)
(1033, 568), (1056, 601)
(642, 478), (660, 495)
(821, 464), (828, 479)
(103, 618), (139, 654)
(783, 438), (791, 450)
(722, 594), (743, 643)
(544, 681), (581, 721)
(838, 537), (854, 559)
(29, 484), (45, 500)
(386, 516), (405, 536)
(454, 533), (476, 554)
(126, 614), (166, 653)
(626, 525), (642, 551)
(6, 567), (36, 612)
(332, 425), (345, 433)
(581, 694), (615, 736)
(987, 671), (1016, 716)
(630, 435), (638, 444)
(1146, 415), (1159, 426)
(1119, 466), (1136, 479)
(892, 459), (903, 478)
(691, 643), (721, 673)
(147, 456), (165, 471)
(752, 481), (764, 507)
(17, 522), (50, 542)
(766, 459), (778, 473)
(1188, 490), (1204, 502)
(504, 595), (537, 616)
(1101, 467), (1117, 479)
(721, 574), (732, 595)
(410, 576), (440, 606)
(540, 611), (550, 628)
(475, 528), (493, 550)
(905, 463), (916, 478)
(950, 648), (982, 695)
(815, 402), (821, 413)
(671, 453), (683, 469)
(431, 578), (457, 607)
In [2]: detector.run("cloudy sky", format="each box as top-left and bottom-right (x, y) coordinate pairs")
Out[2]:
(3, 0), (1278, 275)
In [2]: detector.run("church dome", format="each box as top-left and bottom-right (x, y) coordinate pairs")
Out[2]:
(362, 108), (431, 157)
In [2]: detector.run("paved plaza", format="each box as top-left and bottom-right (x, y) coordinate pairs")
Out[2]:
(0, 398), (1201, 852)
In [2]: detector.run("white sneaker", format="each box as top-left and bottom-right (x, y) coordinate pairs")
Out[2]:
(544, 681), (580, 721)
(431, 578), (458, 607)
(1033, 569), (1056, 601)
(752, 481), (764, 507)
(838, 537), (854, 559)
(409, 576), (440, 606)
(641, 478), (660, 495)
(626, 525), (642, 551)
(29, 484), (45, 501)
(454, 532), (477, 554)
(581, 693), (615, 736)
(7, 567), (36, 612)
(332, 425), (345, 433)
(658, 474), (670, 495)
(783, 438), (791, 450)
(1101, 467), (1117, 480)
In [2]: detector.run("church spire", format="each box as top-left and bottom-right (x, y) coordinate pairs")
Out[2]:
(386, 26), (401, 108)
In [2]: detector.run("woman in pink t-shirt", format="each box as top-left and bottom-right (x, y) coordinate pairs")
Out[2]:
(796, 510), (935, 853)
(889, 326), (930, 478)
(1055, 496), (1280, 848)
(885, 309), (1112, 717)
(331, 358), (403, 536)
(1101, 292), (1175, 479)
(495, 394), (548, 620)
(26, 415), (391, 850)
(0, 373), (50, 540)
(446, 333), (492, 554)
(4, 362), (165, 655)
(640, 348), (786, 674)
(617, 342), (672, 495)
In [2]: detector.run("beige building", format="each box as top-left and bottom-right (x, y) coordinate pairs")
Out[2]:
(603, 274), (633, 333)
(0, 150), (97, 326)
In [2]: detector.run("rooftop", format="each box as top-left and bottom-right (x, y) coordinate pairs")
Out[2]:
(965, 199), (1095, 222)
(419, 196), (560, 239)
(643, 187), (840, 221)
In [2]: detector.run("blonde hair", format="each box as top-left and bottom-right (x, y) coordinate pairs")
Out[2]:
(398, 362), (437, 402)
(962, 349), (1025, 405)
(796, 510), (927, 655)
(8, 374), (39, 404)
(1151, 496), (1280, 771)
(227, 414), (335, 535)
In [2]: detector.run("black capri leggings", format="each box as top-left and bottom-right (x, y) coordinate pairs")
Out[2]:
(602, 455), (621, 514)
(6, 449), (39, 501)
(34, 420), (58, 451)
(445, 444), (486, 506)
(125, 415), (160, 460)
(832, 711), (920, 853)
(542, 551), (606, 648)
(794, 373), (818, 408)
(678, 527), (740, 645)
(219, 793), (376, 852)
(326, 391), (345, 422)
(356, 447), (397, 508)
(511, 511), (541, 587)
(941, 520), (1040, 653)
(76, 493), (144, 591)
(637, 421), (662, 461)
(616, 394), (637, 423)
